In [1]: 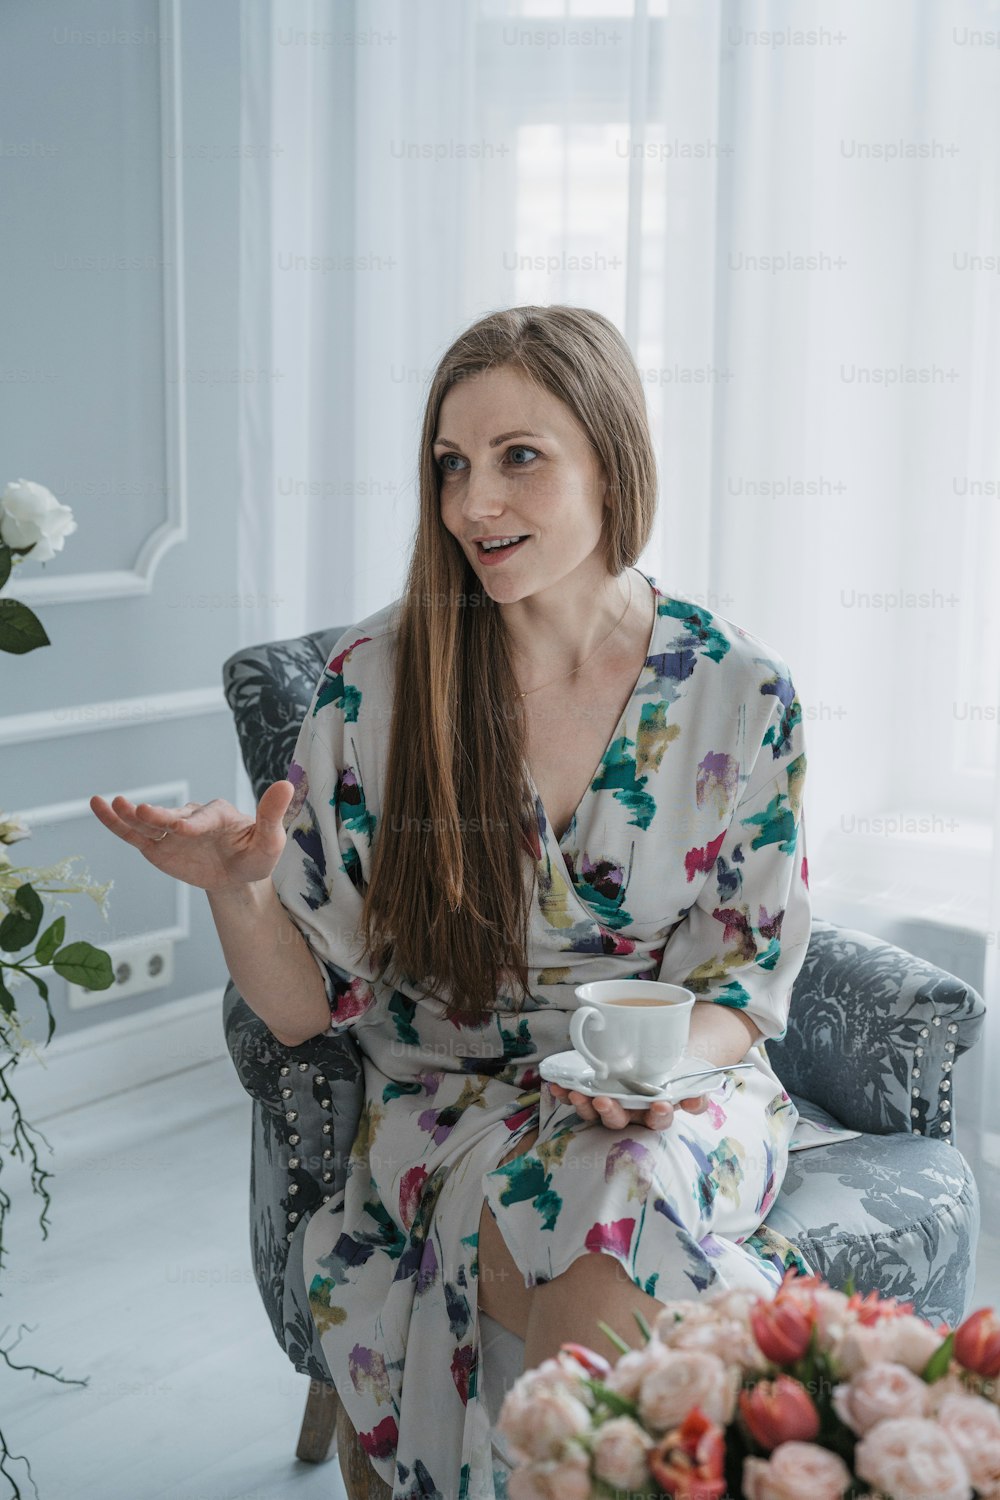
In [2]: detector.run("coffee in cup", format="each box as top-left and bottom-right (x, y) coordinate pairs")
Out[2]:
(570, 979), (695, 1085)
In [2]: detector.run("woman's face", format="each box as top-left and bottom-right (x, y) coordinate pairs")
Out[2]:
(435, 364), (610, 600)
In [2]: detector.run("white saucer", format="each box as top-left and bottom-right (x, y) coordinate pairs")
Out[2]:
(538, 1050), (737, 1109)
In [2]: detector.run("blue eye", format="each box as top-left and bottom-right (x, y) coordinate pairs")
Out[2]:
(436, 445), (539, 474)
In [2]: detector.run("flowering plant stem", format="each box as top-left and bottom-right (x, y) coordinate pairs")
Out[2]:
(1, 509), (115, 1499)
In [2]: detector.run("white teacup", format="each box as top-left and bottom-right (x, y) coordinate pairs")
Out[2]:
(570, 979), (695, 1085)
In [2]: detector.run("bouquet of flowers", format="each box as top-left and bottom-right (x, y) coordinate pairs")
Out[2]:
(497, 1268), (1000, 1499)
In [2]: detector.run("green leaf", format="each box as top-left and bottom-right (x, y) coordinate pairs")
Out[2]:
(632, 1309), (653, 1344)
(583, 1378), (639, 1420)
(0, 882), (44, 952)
(18, 966), (55, 1041)
(0, 969), (14, 1018)
(34, 915), (66, 966)
(0, 544), (11, 591)
(842, 1273), (856, 1297)
(0, 596), (50, 654)
(922, 1330), (955, 1383)
(53, 941), (114, 990)
(19, 967), (50, 1001)
(596, 1320), (633, 1356)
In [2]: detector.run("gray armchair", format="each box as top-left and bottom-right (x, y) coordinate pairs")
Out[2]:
(221, 625), (986, 1500)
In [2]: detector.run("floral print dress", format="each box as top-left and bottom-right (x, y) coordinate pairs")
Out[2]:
(271, 568), (814, 1500)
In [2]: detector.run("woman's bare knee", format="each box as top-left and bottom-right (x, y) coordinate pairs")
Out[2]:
(527, 1251), (663, 1366)
(535, 1247), (635, 1296)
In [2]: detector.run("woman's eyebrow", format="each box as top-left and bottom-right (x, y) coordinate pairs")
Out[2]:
(432, 430), (545, 450)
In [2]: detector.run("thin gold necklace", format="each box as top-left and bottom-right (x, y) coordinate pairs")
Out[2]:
(517, 571), (633, 699)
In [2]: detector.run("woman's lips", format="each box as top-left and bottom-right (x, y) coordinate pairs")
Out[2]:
(475, 536), (529, 565)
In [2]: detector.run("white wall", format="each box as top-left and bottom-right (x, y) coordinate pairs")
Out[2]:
(2, 0), (248, 1039)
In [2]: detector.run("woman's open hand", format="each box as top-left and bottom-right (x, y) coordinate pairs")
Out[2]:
(89, 780), (297, 893)
(546, 1079), (713, 1131)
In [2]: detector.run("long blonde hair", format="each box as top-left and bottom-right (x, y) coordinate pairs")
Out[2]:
(359, 305), (658, 1025)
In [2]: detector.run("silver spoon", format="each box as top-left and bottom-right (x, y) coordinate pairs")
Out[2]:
(611, 1060), (757, 1097)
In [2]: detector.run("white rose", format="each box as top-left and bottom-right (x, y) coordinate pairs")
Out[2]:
(638, 1348), (739, 1431)
(931, 1390), (1000, 1494)
(498, 1366), (593, 1465)
(831, 1361), (930, 1434)
(0, 479), (77, 563)
(886, 1314), (951, 1375)
(533, 1351), (598, 1405)
(0, 815), (30, 870)
(833, 1313), (943, 1378)
(507, 1446), (592, 1500)
(924, 1371), (974, 1414)
(811, 1287), (856, 1346)
(653, 1300), (721, 1346)
(671, 1314), (771, 1374)
(854, 1416), (973, 1500)
(742, 1441), (854, 1500)
(704, 1286), (760, 1323)
(604, 1341), (671, 1402)
(592, 1415), (654, 1492)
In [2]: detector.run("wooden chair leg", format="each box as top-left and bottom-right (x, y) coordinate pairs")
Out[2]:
(336, 1394), (393, 1500)
(296, 1378), (342, 1464)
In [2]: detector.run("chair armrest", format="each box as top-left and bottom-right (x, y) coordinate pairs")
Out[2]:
(222, 978), (365, 1382)
(766, 918), (986, 1144)
(222, 977), (365, 1205)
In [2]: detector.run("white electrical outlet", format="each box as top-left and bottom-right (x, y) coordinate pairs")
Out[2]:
(66, 936), (175, 1011)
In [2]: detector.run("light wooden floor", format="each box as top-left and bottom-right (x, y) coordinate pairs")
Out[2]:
(2, 1052), (997, 1500)
(0, 1055), (348, 1500)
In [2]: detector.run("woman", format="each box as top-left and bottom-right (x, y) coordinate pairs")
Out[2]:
(92, 305), (813, 1500)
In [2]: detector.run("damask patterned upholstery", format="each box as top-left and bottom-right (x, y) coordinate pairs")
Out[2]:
(220, 627), (986, 1423)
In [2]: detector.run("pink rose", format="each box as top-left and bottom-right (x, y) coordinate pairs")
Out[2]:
(704, 1286), (760, 1324)
(831, 1360), (930, 1434)
(671, 1314), (772, 1374)
(533, 1350), (599, 1403)
(604, 1340), (671, 1401)
(592, 1415), (655, 1492)
(854, 1416), (973, 1500)
(924, 1370), (977, 1414)
(833, 1312), (943, 1378)
(507, 1446), (592, 1500)
(742, 1441), (854, 1500)
(930, 1390), (1000, 1495)
(497, 1382), (592, 1464)
(810, 1286), (857, 1347)
(638, 1348), (740, 1431)
(653, 1300), (722, 1346)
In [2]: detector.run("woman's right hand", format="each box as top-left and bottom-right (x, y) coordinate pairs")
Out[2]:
(89, 780), (297, 893)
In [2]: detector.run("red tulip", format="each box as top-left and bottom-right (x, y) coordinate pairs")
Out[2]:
(558, 1342), (611, 1379)
(846, 1287), (915, 1326)
(954, 1307), (1000, 1378)
(738, 1374), (820, 1451)
(750, 1293), (815, 1365)
(647, 1405), (727, 1500)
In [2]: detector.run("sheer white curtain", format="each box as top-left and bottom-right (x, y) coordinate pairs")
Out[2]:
(238, 0), (1000, 1095)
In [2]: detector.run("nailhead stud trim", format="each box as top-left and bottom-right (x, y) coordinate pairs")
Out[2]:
(281, 1051), (339, 1242)
(918, 1013), (961, 1145)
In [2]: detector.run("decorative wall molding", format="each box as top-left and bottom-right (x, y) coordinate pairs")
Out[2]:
(13, 0), (187, 607)
(0, 685), (226, 746)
